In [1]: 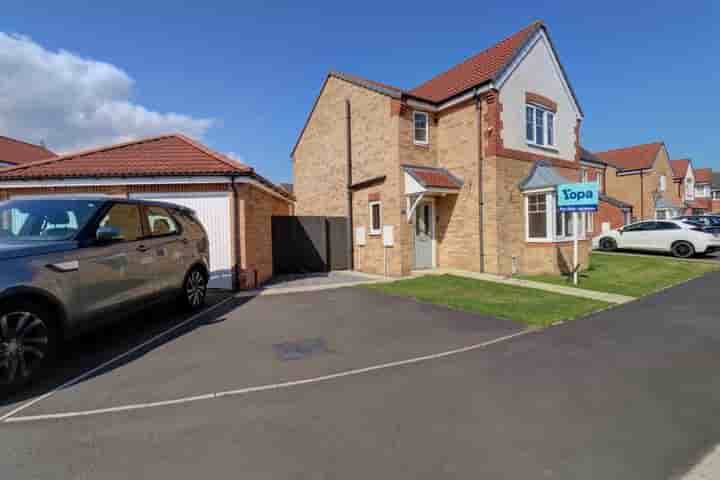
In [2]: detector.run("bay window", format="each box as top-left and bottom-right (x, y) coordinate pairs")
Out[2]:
(525, 191), (587, 242)
(526, 104), (555, 148)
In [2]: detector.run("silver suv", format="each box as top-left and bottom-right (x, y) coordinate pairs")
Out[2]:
(0, 197), (210, 389)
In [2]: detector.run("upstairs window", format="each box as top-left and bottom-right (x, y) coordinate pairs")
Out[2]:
(413, 111), (429, 145)
(526, 104), (555, 147)
(596, 171), (604, 192)
(686, 178), (694, 200)
(659, 175), (666, 192)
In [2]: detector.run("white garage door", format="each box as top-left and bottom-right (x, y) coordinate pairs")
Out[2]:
(130, 192), (233, 289)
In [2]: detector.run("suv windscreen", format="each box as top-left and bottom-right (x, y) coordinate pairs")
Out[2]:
(0, 199), (104, 241)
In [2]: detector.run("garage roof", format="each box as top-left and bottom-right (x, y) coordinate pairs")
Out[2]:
(0, 134), (293, 200)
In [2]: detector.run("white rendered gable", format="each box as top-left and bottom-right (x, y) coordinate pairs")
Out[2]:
(498, 30), (581, 161)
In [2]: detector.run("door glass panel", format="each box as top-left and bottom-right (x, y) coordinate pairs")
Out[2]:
(100, 204), (142, 242)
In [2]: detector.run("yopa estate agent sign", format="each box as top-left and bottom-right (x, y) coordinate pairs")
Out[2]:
(556, 182), (599, 284)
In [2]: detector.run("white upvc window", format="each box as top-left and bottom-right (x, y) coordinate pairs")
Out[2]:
(686, 178), (694, 200)
(659, 175), (666, 192)
(580, 168), (588, 183)
(695, 184), (709, 198)
(596, 171), (604, 192)
(713, 190), (720, 200)
(413, 111), (429, 145)
(585, 211), (595, 233)
(525, 104), (555, 147)
(525, 191), (586, 242)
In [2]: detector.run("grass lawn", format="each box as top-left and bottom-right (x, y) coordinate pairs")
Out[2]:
(522, 252), (720, 298)
(364, 274), (610, 327)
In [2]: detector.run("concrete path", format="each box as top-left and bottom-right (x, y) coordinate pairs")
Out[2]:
(236, 270), (391, 297)
(417, 267), (636, 304)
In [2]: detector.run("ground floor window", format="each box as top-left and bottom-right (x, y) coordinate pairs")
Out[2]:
(525, 191), (586, 242)
(656, 209), (668, 220)
(585, 211), (594, 233)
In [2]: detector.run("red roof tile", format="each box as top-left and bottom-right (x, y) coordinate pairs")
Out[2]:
(670, 158), (690, 179)
(403, 165), (463, 189)
(408, 21), (542, 102)
(594, 142), (664, 171)
(0, 136), (55, 165)
(695, 167), (713, 183)
(0, 134), (251, 179)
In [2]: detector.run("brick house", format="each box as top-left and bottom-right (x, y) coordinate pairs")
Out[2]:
(689, 167), (713, 214)
(292, 21), (597, 277)
(595, 142), (684, 220)
(670, 158), (695, 208)
(0, 135), (55, 167)
(577, 147), (632, 232)
(0, 134), (293, 290)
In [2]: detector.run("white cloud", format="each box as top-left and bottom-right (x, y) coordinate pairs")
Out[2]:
(226, 151), (244, 162)
(0, 33), (214, 153)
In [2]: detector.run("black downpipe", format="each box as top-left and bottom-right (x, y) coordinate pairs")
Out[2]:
(475, 88), (485, 272)
(231, 176), (242, 290)
(640, 170), (645, 219)
(346, 99), (354, 270)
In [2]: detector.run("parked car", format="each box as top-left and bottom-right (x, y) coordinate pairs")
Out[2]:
(0, 197), (210, 389)
(673, 215), (720, 229)
(594, 219), (720, 258)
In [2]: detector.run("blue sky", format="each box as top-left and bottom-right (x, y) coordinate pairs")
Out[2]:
(2, 1), (719, 183)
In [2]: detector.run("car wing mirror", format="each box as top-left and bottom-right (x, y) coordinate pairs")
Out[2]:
(96, 225), (124, 243)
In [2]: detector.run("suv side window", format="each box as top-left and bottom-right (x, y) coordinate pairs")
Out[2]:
(99, 204), (143, 242)
(145, 206), (180, 237)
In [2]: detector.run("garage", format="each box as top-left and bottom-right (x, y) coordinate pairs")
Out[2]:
(0, 134), (294, 290)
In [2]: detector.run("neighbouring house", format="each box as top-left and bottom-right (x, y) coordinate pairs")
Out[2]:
(0, 134), (294, 290)
(595, 141), (683, 220)
(292, 21), (595, 277)
(578, 147), (632, 232)
(689, 167), (713, 214)
(712, 172), (720, 212)
(0, 135), (55, 167)
(670, 158), (695, 208)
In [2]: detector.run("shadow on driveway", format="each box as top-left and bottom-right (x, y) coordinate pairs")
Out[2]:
(0, 291), (249, 416)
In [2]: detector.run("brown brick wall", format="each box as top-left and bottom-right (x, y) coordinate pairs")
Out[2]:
(596, 200), (629, 232)
(293, 76), (397, 217)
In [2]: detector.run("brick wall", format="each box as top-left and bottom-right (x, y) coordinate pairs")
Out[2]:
(596, 200), (628, 232)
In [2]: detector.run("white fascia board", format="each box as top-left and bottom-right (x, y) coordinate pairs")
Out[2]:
(406, 84), (492, 113)
(404, 171), (426, 195)
(0, 176), (294, 203)
(616, 169), (652, 176)
(495, 30), (583, 119)
(522, 187), (556, 195)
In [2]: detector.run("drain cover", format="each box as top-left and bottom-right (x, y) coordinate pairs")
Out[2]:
(273, 337), (329, 361)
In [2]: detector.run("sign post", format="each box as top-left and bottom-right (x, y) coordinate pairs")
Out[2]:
(556, 182), (599, 285)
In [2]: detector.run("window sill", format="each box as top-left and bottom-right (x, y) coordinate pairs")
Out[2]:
(526, 142), (559, 153)
(368, 231), (382, 237)
(413, 141), (429, 148)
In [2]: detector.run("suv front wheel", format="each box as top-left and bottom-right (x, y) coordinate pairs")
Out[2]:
(0, 300), (57, 389)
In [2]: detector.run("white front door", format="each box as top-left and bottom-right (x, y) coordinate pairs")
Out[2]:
(129, 192), (233, 289)
(414, 201), (435, 269)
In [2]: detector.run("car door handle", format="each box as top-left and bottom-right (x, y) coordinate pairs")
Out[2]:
(137, 245), (150, 253)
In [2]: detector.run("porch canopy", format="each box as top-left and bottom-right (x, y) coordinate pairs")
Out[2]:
(403, 164), (463, 221)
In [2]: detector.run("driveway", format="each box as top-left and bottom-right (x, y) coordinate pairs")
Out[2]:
(4, 274), (720, 479)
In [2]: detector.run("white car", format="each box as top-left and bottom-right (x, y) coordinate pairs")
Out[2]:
(593, 219), (720, 258)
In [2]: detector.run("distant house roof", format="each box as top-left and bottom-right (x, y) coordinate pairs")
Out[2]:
(0, 134), (291, 199)
(579, 147), (606, 166)
(594, 142), (664, 171)
(403, 165), (463, 190)
(519, 160), (570, 190)
(0, 135), (55, 166)
(600, 194), (632, 210)
(695, 167), (713, 184)
(670, 159), (691, 179)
